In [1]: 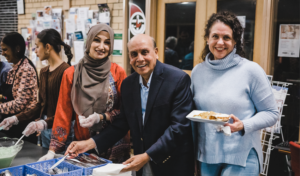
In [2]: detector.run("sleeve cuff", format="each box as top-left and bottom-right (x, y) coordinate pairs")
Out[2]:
(91, 138), (99, 155)
(242, 120), (252, 135)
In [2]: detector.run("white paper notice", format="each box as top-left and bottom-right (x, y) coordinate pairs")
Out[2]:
(17, 0), (24, 14)
(65, 19), (75, 33)
(78, 7), (89, 20)
(69, 8), (78, 21)
(113, 34), (122, 56)
(36, 20), (44, 32)
(76, 19), (85, 33)
(278, 24), (300, 58)
(114, 40), (122, 51)
(88, 10), (94, 19)
(43, 20), (52, 29)
(52, 8), (62, 19)
(52, 19), (61, 32)
(74, 41), (85, 64)
(44, 6), (52, 20)
(99, 12), (110, 24)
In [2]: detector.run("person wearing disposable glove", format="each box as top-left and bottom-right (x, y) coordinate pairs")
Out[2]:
(0, 32), (38, 143)
(20, 29), (72, 149)
(38, 24), (130, 162)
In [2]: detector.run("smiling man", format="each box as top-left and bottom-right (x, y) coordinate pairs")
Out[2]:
(65, 34), (194, 176)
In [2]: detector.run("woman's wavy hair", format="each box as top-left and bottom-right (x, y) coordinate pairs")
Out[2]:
(37, 29), (73, 65)
(201, 11), (245, 60)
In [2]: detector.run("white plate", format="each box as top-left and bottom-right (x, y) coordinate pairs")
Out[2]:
(186, 110), (229, 125)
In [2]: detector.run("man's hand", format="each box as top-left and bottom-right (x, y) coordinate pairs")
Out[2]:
(121, 153), (150, 172)
(64, 138), (96, 158)
(224, 114), (244, 133)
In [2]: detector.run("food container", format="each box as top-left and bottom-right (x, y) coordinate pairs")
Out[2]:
(26, 158), (83, 176)
(0, 137), (24, 169)
(0, 165), (49, 176)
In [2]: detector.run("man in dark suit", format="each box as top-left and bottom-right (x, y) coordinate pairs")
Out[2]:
(65, 34), (194, 176)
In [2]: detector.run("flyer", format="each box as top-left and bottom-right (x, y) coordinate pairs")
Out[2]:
(43, 20), (52, 29)
(36, 19), (44, 32)
(74, 41), (85, 64)
(113, 33), (123, 56)
(76, 18), (86, 33)
(52, 19), (61, 33)
(36, 10), (44, 19)
(52, 8), (62, 20)
(64, 19), (75, 33)
(278, 24), (300, 58)
(77, 7), (89, 20)
(69, 8), (78, 21)
(98, 4), (110, 25)
(44, 6), (52, 20)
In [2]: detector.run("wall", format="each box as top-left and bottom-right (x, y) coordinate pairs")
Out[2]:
(18, 0), (125, 71)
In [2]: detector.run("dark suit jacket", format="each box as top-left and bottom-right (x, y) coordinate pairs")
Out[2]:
(92, 60), (194, 176)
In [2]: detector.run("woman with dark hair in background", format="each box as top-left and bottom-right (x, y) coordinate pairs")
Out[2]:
(0, 32), (38, 143)
(38, 24), (130, 162)
(17, 29), (73, 149)
(191, 11), (278, 175)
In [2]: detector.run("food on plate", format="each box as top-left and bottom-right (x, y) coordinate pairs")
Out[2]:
(193, 111), (230, 122)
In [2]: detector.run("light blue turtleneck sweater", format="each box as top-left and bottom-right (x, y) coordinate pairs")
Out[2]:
(191, 48), (279, 171)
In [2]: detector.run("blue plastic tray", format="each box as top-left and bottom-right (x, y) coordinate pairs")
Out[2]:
(0, 165), (49, 176)
(26, 158), (83, 176)
(68, 153), (112, 176)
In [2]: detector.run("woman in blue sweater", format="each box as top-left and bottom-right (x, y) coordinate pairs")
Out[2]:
(191, 11), (279, 176)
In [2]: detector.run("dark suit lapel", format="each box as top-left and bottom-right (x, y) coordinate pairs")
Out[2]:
(131, 73), (143, 134)
(144, 61), (164, 126)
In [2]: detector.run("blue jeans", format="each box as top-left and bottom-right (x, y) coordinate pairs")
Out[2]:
(41, 128), (52, 149)
(200, 148), (259, 176)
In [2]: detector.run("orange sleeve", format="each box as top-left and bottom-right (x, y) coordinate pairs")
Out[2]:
(49, 67), (75, 153)
(110, 63), (127, 98)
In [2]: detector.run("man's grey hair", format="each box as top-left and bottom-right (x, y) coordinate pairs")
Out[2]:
(165, 36), (177, 50)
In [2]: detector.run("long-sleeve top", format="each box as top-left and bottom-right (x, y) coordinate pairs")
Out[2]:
(0, 58), (38, 115)
(16, 62), (70, 127)
(191, 48), (279, 171)
(0, 61), (12, 94)
(50, 63), (130, 163)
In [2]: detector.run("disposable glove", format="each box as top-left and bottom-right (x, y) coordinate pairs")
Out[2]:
(22, 120), (47, 137)
(38, 150), (55, 161)
(79, 112), (100, 128)
(0, 116), (18, 130)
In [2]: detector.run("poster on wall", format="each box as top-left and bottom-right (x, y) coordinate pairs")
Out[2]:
(278, 24), (300, 58)
(44, 6), (52, 20)
(98, 4), (110, 25)
(128, 2), (146, 41)
(113, 33), (123, 56)
(17, 0), (25, 14)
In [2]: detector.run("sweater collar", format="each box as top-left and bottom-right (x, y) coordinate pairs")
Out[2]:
(205, 48), (242, 70)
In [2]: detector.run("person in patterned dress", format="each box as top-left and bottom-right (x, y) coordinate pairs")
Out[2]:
(38, 24), (131, 163)
(0, 32), (38, 143)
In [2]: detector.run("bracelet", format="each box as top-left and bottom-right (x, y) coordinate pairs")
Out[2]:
(101, 113), (107, 121)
